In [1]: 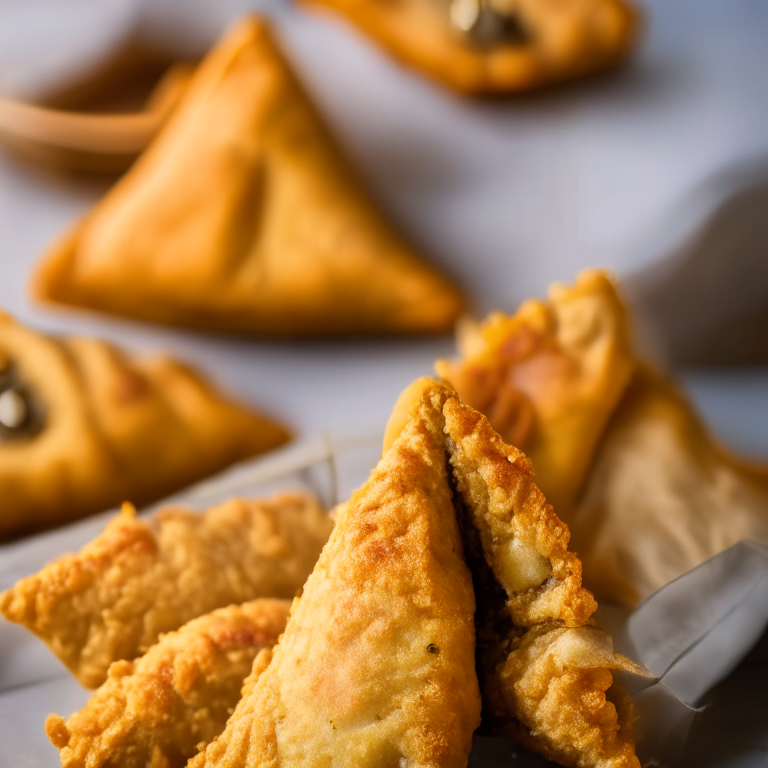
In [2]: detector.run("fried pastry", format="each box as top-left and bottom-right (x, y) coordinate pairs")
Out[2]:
(33, 17), (465, 336)
(421, 382), (644, 768)
(570, 364), (768, 606)
(194, 382), (643, 768)
(0, 312), (288, 538)
(189, 386), (482, 768)
(434, 271), (768, 607)
(0, 493), (332, 688)
(488, 624), (644, 768)
(434, 269), (636, 513)
(301, 0), (640, 94)
(45, 599), (290, 768)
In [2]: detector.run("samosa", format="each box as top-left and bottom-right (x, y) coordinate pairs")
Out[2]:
(33, 17), (465, 337)
(0, 493), (331, 688)
(193, 382), (644, 768)
(0, 312), (288, 538)
(301, 0), (640, 94)
(432, 269), (636, 514)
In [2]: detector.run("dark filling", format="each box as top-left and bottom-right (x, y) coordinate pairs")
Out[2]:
(0, 363), (46, 441)
(465, 6), (530, 49)
(445, 455), (519, 730)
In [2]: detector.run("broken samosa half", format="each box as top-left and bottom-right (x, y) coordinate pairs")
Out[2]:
(386, 381), (647, 768)
(0, 312), (288, 538)
(301, 0), (640, 95)
(189, 383), (482, 768)
(33, 16), (465, 337)
(0, 493), (332, 688)
(45, 599), (290, 768)
(433, 270), (768, 607)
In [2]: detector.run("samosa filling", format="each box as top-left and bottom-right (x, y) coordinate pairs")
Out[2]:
(445, 462), (528, 727)
(0, 362), (44, 439)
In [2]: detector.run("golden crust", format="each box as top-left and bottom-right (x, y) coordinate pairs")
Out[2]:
(424, 384), (597, 627)
(193, 381), (639, 768)
(491, 624), (642, 768)
(33, 17), (464, 337)
(571, 365), (768, 606)
(191, 396), (481, 768)
(0, 493), (332, 688)
(385, 381), (640, 768)
(45, 599), (290, 768)
(302, 0), (641, 94)
(436, 269), (636, 515)
(438, 270), (768, 608)
(0, 314), (289, 538)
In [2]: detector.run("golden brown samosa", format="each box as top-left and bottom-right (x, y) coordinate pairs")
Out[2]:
(0, 313), (288, 538)
(33, 17), (465, 337)
(194, 382), (643, 768)
(301, 0), (640, 95)
(45, 600), (290, 768)
(0, 493), (331, 688)
(189, 385), (482, 768)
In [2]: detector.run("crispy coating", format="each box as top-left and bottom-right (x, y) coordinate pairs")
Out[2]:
(190, 398), (481, 768)
(387, 381), (642, 768)
(426, 384), (597, 628)
(45, 600), (290, 768)
(571, 365), (768, 606)
(490, 624), (645, 768)
(302, 0), (640, 95)
(0, 493), (332, 688)
(435, 269), (636, 514)
(0, 313), (288, 538)
(33, 17), (464, 337)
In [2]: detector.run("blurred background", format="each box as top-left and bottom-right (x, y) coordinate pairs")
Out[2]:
(1, 0), (767, 448)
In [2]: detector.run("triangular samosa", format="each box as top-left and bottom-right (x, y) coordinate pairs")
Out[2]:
(190, 385), (482, 767)
(0, 313), (288, 538)
(194, 381), (644, 768)
(302, 0), (640, 94)
(0, 493), (331, 687)
(46, 599), (290, 768)
(33, 17), (465, 336)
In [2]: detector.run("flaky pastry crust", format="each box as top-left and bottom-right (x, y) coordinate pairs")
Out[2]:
(45, 599), (290, 768)
(437, 269), (636, 514)
(0, 493), (331, 687)
(190, 390), (481, 768)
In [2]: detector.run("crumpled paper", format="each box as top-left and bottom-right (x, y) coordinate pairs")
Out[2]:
(0, 433), (766, 767)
